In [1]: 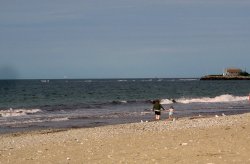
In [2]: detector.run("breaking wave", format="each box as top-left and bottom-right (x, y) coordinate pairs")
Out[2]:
(161, 94), (248, 104)
(0, 108), (42, 117)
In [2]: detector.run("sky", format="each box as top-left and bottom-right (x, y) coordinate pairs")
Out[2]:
(0, 0), (250, 79)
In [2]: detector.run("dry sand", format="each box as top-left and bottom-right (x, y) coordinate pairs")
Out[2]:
(1, 113), (250, 164)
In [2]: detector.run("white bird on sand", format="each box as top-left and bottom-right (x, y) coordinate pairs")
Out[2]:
(215, 115), (219, 118)
(222, 113), (226, 116)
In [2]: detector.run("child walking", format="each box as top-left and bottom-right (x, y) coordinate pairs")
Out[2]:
(168, 106), (174, 121)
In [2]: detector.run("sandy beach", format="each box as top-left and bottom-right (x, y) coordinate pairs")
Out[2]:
(1, 113), (250, 164)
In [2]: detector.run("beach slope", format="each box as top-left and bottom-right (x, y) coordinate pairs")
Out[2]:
(1, 113), (250, 164)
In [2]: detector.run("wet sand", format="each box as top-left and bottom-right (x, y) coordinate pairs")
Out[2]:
(1, 113), (250, 164)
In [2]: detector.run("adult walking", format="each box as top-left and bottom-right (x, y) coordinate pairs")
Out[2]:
(152, 99), (165, 120)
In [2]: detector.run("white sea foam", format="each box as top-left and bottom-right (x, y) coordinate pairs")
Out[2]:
(50, 117), (69, 122)
(0, 117), (69, 126)
(117, 80), (127, 82)
(178, 94), (248, 104)
(0, 108), (42, 117)
(0, 119), (44, 126)
(41, 80), (49, 83)
(161, 99), (174, 104)
(161, 94), (248, 104)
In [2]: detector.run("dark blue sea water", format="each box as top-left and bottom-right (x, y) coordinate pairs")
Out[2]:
(0, 78), (250, 134)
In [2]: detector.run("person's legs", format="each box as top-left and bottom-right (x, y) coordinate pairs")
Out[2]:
(155, 111), (161, 120)
(169, 114), (173, 120)
(157, 114), (160, 120)
(155, 114), (160, 120)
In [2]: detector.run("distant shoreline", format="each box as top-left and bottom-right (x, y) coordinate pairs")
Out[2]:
(200, 75), (250, 80)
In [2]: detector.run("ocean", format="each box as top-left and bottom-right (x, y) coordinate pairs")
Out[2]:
(0, 78), (250, 134)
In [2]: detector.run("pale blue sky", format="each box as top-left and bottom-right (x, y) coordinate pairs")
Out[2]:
(0, 0), (250, 79)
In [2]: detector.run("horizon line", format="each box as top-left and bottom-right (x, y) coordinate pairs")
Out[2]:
(0, 77), (200, 80)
